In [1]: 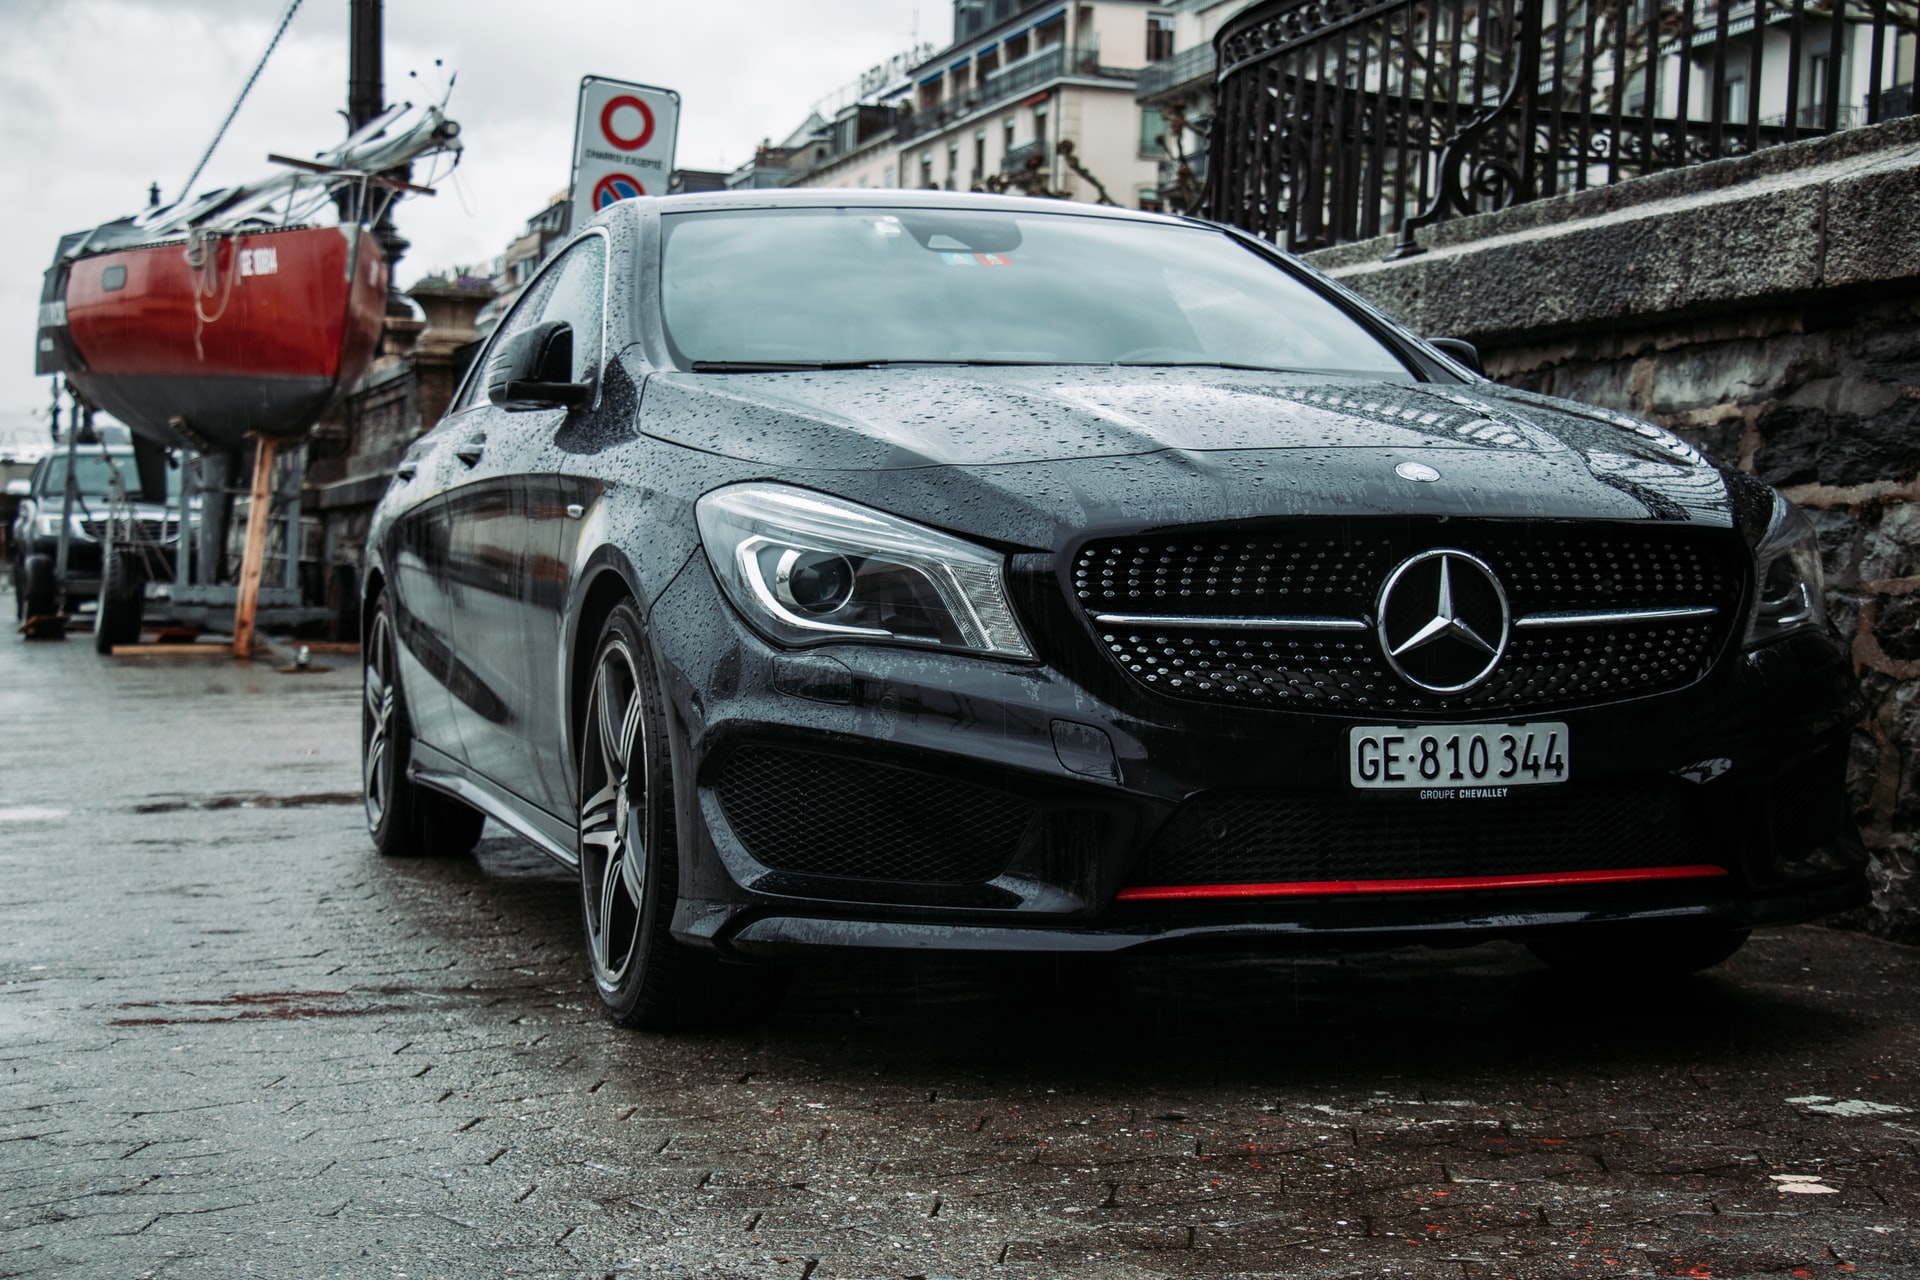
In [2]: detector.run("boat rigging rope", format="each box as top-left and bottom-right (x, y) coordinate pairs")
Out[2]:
(175, 0), (305, 204)
(185, 227), (242, 361)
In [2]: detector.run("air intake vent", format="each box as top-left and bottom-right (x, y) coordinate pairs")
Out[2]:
(716, 746), (1035, 884)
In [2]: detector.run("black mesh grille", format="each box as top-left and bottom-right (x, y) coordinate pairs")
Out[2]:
(79, 518), (175, 544)
(1074, 523), (1741, 714)
(715, 746), (1036, 883)
(1129, 781), (1715, 888)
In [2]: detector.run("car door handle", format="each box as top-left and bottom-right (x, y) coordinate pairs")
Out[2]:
(454, 434), (486, 467)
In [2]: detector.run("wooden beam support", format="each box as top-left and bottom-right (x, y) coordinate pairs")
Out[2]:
(231, 434), (276, 659)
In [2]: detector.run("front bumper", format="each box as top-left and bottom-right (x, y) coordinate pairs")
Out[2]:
(647, 555), (1868, 958)
(20, 536), (103, 583)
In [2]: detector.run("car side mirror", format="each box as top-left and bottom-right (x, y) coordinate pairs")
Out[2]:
(1427, 337), (1484, 377)
(487, 319), (592, 411)
(3, 479), (29, 498)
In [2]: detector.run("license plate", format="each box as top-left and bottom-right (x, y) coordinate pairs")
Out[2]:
(1349, 722), (1569, 791)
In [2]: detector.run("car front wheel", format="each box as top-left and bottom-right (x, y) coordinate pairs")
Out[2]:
(578, 600), (782, 1028)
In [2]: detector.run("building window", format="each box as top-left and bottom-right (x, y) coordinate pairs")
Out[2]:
(973, 130), (987, 187)
(884, 165), (896, 188)
(1147, 13), (1176, 62)
(947, 140), (961, 190)
(1138, 188), (1164, 213)
(1808, 53), (1832, 122)
(1003, 117), (1017, 156)
(1720, 70), (1748, 124)
(920, 151), (935, 188)
(1140, 106), (1169, 158)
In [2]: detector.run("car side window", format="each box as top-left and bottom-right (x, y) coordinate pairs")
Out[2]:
(447, 270), (563, 417)
(536, 236), (607, 385)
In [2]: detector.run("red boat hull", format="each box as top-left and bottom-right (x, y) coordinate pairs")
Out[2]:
(62, 225), (386, 451)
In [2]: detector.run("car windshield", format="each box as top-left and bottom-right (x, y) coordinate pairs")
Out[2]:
(40, 453), (178, 502)
(659, 206), (1413, 377)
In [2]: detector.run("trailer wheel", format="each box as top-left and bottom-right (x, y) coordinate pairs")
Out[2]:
(21, 555), (57, 627)
(94, 546), (145, 653)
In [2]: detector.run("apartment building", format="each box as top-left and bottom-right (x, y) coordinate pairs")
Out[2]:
(787, 0), (1172, 210)
(1134, 0), (1258, 212)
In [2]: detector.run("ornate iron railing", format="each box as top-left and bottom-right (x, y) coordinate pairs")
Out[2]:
(1201, 0), (1919, 253)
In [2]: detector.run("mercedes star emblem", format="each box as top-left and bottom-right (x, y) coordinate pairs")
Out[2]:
(1376, 549), (1510, 693)
(1395, 461), (1441, 482)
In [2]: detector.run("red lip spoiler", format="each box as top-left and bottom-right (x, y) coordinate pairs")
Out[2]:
(1115, 864), (1730, 902)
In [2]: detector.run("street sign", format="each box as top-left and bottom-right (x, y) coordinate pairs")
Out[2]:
(568, 76), (679, 231)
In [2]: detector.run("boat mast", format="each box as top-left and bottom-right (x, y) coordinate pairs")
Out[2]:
(349, 0), (410, 314)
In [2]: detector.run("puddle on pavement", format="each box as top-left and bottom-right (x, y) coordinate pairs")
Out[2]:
(131, 791), (361, 813)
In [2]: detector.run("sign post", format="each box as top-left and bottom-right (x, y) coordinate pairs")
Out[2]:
(569, 77), (679, 231)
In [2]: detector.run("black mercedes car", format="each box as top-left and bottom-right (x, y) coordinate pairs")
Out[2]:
(361, 190), (1865, 1027)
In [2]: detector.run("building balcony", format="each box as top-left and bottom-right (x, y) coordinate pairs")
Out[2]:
(1136, 42), (1217, 104)
(1002, 139), (1047, 173)
(896, 45), (1138, 144)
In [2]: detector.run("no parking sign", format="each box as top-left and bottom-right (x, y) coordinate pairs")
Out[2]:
(569, 76), (679, 231)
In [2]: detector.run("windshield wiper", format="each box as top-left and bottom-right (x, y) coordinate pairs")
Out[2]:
(687, 358), (1102, 373)
(1110, 360), (1321, 374)
(689, 360), (868, 372)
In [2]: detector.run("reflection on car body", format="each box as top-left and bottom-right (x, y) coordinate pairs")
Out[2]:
(360, 191), (1865, 1028)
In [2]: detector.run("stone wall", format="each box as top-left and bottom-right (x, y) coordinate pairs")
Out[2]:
(1304, 117), (1920, 938)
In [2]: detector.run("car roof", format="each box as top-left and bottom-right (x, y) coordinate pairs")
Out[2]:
(599, 187), (1201, 230)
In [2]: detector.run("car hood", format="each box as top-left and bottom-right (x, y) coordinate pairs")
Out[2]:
(640, 365), (1743, 549)
(24, 497), (173, 519)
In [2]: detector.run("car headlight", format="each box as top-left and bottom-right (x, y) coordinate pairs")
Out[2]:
(1745, 492), (1827, 647)
(695, 483), (1035, 661)
(32, 513), (63, 539)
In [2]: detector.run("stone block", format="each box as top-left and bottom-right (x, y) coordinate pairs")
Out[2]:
(1804, 508), (1866, 592)
(1673, 414), (1747, 468)
(1851, 321), (1920, 387)
(1822, 156), (1920, 290)
(1753, 401), (1920, 488)
(1877, 594), (1920, 664)
(1860, 505), (1920, 581)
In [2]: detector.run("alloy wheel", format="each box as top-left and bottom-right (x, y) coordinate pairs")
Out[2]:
(580, 637), (648, 992)
(363, 610), (398, 830)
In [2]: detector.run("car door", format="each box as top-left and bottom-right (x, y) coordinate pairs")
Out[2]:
(438, 235), (608, 815)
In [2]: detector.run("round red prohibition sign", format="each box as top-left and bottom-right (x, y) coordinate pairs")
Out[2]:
(592, 172), (646, 209)
(599, 95), (655, 151)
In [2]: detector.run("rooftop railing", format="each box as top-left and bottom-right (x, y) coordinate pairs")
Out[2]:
(896, 43), (1138, 144)
(1202, 0), (1919, 254)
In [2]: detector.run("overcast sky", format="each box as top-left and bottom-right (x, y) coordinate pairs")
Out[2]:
(0, 0), (939, 443)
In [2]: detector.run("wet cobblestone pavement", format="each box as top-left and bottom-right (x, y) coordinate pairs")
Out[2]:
(3, 602), (1920, 1278)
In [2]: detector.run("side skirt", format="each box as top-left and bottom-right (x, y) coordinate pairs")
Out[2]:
(410, 745), (578, 869)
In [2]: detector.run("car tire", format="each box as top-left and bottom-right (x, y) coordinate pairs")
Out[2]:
(578, 600), (785, 1029)
(361, 596), (486, 858)
(94, 545), (144, 653)
(1526, 922), (1750, 977)
(21, 554), (57, 622)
